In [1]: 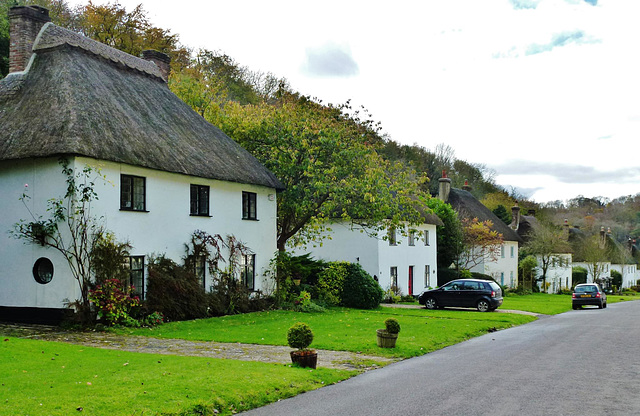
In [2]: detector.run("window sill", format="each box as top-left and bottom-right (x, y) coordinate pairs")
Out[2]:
(242, 218), (259, 221)
(120, 209), (149, 213)
(190, 214), (212, 218)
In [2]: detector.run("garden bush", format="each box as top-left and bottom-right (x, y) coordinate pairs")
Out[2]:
(146, 256), (208, 321)
(384, 318), (401, 334)
(317, 261), (348, 305)
(340, 263), (383, 309)
(287, 322), (314, 350)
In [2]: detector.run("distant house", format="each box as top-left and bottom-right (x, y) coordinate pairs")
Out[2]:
(298, 212), (442, 296)
(437, 173), (522, 287)
(513, 210), (573, 293)
(0, 6), (284, 323)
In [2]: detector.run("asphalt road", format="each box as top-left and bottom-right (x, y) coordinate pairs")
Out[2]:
(241, 301), (640, 416)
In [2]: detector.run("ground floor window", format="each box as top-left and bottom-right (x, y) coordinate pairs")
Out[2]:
(241, 254), (255, 290)
(424, 264), (431, 288)
(390, 266), (398, 288)
(128, 256), (145, 299)
(194, 255), (206, 290)
(33, 257), (54, 284)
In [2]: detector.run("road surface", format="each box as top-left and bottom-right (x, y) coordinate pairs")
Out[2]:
(241, 300), (640, 416)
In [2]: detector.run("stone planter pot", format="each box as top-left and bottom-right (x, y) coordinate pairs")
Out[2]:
(376, 329), (398, 348)
(290, 350), (318, 368)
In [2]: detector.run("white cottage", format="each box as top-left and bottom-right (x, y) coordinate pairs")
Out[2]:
(437, 174), (522, 288)
(299, 217), (441, 296)
(0, 6), (284, 323)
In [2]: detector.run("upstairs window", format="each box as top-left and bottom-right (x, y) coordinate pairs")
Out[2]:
(510, 245), (515, 258)
(241, 254), (256, 290)
(388, 228), (397, 246)
(242, 192), (257, 220)
(408, 231), (415, 246)
(424, 230), (430, 246)
(190, 184), (210, 216)
(121, 175), (146, 211)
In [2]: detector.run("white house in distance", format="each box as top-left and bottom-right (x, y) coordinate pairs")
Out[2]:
(512, 211), (573, 293)
(300, 216), (441, 296)
(0, 6), (283, 323)
(437, 174), (521, 288)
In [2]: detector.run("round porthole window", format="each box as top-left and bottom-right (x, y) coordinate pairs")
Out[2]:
(33, 258), (54, 284)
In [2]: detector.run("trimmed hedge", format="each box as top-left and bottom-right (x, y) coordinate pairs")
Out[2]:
(340, 263), (384, 309)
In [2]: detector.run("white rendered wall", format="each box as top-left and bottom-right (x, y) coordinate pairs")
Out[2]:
(298, 222), (438, 296)
(469, 241), (519, 288)
(573, 262), (611, 283)
(536, 254), (572, 293)
(611, 264), (638, 288)
(0, 157), (279, 310)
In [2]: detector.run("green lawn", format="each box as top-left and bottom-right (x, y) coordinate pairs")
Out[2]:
(502, 292), (638, 314)
(0, 337), (353, 416)
(119, 307), (535, 359)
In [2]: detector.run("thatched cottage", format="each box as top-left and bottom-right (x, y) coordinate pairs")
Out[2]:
(0, 6), (284, 323)
(437, 173), (522, 287)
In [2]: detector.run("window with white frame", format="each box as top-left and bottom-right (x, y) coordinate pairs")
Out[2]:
(127, 256), (145, 299)
(241, 254), (256, 290)
(194, 255), (206, 289)
(424, 265), (431, 287)
(501, 245), (505, 258)
(424, 230), (430, 246)
(408, 231), (415, 246)
(510, 245), (515, 258)
(388, 228), (397, 246)
(390, 266), (398, 287)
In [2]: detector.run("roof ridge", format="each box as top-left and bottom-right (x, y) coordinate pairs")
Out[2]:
(32, 23), (164, 81)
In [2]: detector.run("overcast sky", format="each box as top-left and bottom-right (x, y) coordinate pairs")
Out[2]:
(68, 0), (640, 203)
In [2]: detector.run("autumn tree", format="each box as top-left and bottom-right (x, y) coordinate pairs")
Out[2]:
(211, 93), (430, 251)
(457, 218), (504, 271)
(522, 224), (571, 290)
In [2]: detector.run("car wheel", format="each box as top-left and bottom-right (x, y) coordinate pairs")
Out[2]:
(603, 302), (607, 308)
(477, 299), (490, 312)
(572, 305), (578, 310)
(424, 297), (438, 310)
(599, 301), (603, 309)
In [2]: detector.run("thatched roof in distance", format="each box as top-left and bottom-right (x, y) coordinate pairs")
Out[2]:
(0, 23), (284, 191)
(447, 188), (523, 243)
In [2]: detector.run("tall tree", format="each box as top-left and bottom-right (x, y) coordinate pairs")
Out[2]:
(212, 93), (430, 251)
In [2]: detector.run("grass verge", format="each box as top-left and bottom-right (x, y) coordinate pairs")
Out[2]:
(118, 307), (535, 359)
(0, 337), (354, 416)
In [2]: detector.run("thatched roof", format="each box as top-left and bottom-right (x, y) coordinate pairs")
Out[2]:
(447, 188), (523, 243)
(0, 23), (284, 191)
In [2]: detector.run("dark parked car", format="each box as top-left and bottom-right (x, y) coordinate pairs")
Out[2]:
(418, 279), (503, 312)
(572, 283), (607, 309)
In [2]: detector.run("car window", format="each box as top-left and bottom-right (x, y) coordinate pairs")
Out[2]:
(463, 281), (482, 290)
(443, 281), (461, 291)
(575, 286), (596, 293)
(489, 282), (500, 292)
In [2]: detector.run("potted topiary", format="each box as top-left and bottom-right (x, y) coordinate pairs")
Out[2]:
(287, 322), (317, 368)
(376, 318), (401, 348)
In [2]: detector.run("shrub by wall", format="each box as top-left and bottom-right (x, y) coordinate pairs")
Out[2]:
(317, 261), (348, 305)
(146, 256), (208, 321)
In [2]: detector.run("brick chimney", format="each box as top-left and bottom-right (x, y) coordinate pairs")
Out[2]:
(438, 170), (451, 203)
(511, 201), (521, 231)
(8, 5), (51, 73)
(142, 50), (171, 82)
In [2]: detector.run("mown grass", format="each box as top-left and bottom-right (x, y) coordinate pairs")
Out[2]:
(502, 292), (638, 314)
(119, 307), (535, 359)
(0, 337), (353, 416)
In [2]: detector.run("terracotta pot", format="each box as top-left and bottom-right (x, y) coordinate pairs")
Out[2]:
(376, 329), (398, 348)
(290, 350), (318, 368)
